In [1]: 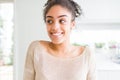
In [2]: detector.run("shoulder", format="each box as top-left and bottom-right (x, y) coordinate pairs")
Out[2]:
(39, 40), (50, 46)
(74, 45), (86, 55)
(28, 40), (49, 46)
(85, 46), (96, 61)
(28, 40), (50, 50)
(26, 40), (50, 56)
(27, 40), (40, 50)
(77, 45), (94, 57)
(85, 46), (95, 56)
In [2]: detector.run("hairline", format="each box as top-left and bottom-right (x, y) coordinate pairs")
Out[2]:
(45, 4), (75, 22)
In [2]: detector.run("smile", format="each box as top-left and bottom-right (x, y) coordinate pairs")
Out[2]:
(50, 32), (64, 38)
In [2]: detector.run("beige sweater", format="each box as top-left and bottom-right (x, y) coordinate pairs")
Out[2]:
(23, 41), (96, 80)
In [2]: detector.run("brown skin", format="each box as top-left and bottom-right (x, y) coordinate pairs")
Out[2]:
(40, 5), (85, 58)
(46, 5), (74, 45)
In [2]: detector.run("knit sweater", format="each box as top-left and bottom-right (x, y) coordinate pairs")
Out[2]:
(23, 41), (96, 80)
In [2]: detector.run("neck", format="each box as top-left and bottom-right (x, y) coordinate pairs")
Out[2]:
(49, 41), (72, 55)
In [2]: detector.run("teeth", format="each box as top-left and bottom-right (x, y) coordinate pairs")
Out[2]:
(52, 32), (62, 36)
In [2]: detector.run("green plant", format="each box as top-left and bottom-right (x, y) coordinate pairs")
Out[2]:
(73, 43), (88, 46)
(95, 42), (105, 48)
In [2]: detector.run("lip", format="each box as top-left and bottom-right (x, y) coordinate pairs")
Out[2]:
(50, 32), (64, 38)
(52, 32), (62, 35)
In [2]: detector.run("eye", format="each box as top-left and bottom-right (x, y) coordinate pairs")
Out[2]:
(59, 19), (66, 24)
(46, 20), (53, 24)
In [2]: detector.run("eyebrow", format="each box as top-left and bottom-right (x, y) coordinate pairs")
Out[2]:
(46, 15), (68, 19)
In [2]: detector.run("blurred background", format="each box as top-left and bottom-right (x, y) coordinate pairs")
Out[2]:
(0, 0), (120, 80)
(0, 0), (13, 80)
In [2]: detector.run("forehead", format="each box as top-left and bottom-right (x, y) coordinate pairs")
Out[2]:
(46, 5), (72, 18)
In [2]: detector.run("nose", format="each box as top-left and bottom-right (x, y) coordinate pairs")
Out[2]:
(51, 21), (60, 31)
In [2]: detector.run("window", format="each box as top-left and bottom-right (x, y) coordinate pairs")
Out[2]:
(70, 24), (120, 70)
(0, 3), (14, 80)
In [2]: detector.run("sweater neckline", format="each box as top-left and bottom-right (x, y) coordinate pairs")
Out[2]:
(37, 41), (87, 62)
(45, 47), (87, 61)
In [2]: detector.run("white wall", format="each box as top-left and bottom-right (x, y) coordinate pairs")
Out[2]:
(97, 70), (120, 80)
(14, 0), (120, 80)
(14, 0), (48, 80)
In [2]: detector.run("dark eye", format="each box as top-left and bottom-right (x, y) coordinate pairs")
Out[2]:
(59, 19), (66, 24)
(46, 20), (53, 24)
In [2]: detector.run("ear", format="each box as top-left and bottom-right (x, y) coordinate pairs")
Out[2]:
(70, 21), (75, 30)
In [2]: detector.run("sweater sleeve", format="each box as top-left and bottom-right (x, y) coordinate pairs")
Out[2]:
(23, 42), (36, 80)
(87, 47), (97, 80)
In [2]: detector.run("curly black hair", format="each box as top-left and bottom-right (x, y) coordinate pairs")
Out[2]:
(43, 0), (82, 22)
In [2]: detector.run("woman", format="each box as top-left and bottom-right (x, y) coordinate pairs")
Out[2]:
(23, 0), (96, 80)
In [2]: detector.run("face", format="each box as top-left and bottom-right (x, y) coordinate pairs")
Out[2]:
(45, 5), (75, 44)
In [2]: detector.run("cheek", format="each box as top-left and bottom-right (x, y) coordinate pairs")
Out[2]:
(67, 23), (73, 30)
(46, 25), (50, 31)
(64, 26), (72, 34)
(46, 27), (50, 34)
